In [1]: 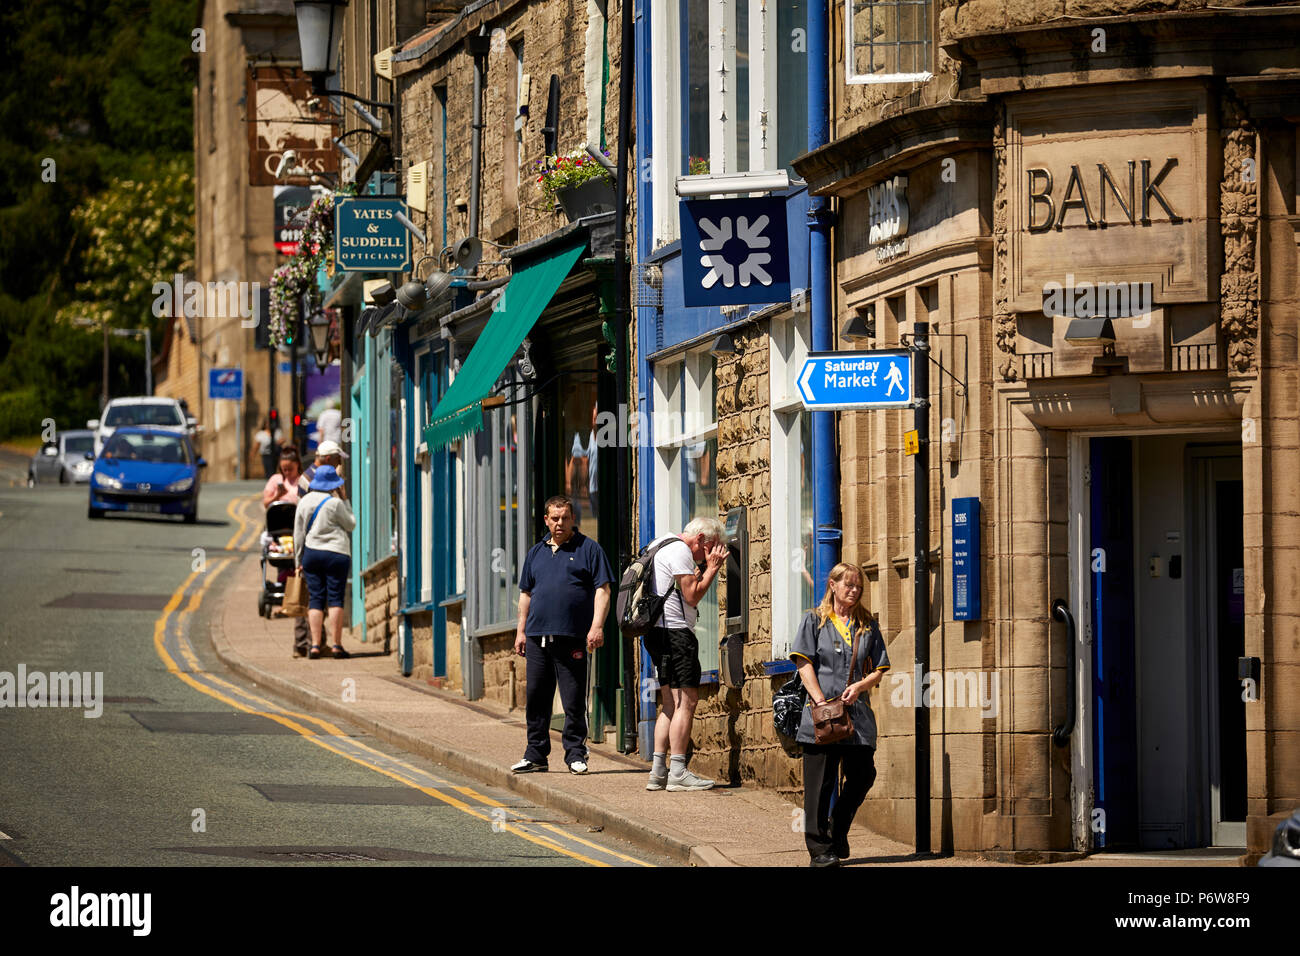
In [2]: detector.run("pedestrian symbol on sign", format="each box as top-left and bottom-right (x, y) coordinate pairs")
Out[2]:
(885, 361), (905, 397)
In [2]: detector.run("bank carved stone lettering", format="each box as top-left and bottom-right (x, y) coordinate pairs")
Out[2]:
(1026, 159), (1182, 231)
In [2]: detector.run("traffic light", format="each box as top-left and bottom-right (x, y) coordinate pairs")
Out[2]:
(284, 316), (296, 346)
(269, 408), (279, 433)
(293, 413), (302, 428)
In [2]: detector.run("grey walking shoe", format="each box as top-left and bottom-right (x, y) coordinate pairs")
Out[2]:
(646, 770), (668, 791)
(666, 768), (715, 791)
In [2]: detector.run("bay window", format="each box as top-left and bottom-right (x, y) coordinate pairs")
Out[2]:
(650, 0), (809, 250)
(846, 0), (933, 85)
(653, 349), (720, 673)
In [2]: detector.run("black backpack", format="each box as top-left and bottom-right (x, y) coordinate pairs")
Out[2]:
(616, 538), (679, 637)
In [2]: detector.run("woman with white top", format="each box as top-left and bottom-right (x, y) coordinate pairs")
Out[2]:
(294, 464), (356, 659)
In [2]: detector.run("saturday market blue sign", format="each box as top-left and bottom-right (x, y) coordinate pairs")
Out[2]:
(679, 196), (790, 307)
(797, 350), (914, 410)
(334, 197), (411, 272)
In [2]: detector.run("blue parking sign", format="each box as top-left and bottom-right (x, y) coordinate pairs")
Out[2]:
(209, 368), (243, 400)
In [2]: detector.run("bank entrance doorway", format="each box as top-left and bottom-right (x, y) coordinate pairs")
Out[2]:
(1074, 432), (1244, 850)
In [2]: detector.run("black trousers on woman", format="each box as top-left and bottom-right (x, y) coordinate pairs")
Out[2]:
(802, 743), (877, 858)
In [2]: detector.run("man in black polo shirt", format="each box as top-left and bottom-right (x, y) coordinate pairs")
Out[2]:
(512, 495), (615, 774)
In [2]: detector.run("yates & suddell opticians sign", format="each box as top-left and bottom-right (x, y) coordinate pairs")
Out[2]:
(334, 197), (411, 272)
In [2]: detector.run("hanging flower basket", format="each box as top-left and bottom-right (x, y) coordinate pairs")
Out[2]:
(536, 149), (615, 222)
(267, 190), (341, 348)
(556, 177), (617, 222)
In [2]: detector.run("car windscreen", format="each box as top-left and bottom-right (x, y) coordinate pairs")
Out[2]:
(104, 404), (183, 427)
(63, 436), (93, 455)
(101, 432), (192, 464)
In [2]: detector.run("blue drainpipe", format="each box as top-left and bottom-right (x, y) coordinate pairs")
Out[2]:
(808, 0), (839, 592)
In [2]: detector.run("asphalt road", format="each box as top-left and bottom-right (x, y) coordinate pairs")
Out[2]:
(0, 479), (667, 867)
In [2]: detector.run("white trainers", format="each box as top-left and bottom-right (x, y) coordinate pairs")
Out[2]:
(568, 760), (589, 774)
(666, 768), (715, 791)
(646, 770), (668, 791)
(511, 758), (547, 773)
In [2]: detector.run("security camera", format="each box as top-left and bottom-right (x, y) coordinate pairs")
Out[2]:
(273, 149), (298, 179)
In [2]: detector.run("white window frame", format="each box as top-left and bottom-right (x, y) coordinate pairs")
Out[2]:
(652, 349), (720, 671)
(769, 311), (812, 660)
(846, 0), (934, 86)
(650, 0), (782, 251)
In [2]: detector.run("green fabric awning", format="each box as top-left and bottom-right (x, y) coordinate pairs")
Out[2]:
(423, 238), (587, 451)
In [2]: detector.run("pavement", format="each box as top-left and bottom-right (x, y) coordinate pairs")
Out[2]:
(210, 495), (1243, 868)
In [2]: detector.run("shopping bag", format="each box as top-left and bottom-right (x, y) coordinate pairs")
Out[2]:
(282, 571), (308, 617)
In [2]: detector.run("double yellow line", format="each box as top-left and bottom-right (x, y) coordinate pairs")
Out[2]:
(145, 494), (646, 867)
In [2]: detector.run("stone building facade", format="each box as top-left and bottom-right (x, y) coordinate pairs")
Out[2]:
(155, 0), (303, 481)
(780, 0), (1300, 861)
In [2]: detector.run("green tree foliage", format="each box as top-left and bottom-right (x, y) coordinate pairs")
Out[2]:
(55, 157), (195, 334)
(0, 0), (197, 437)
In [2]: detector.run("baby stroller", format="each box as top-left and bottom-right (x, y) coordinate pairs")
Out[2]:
(258, 501), (298, 618)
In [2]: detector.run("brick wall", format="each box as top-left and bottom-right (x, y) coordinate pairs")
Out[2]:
(408, 609), (433, 681)
(446, 603), (463, 692)
(362, 554), (400, 648)
(480, 632), (526, 711)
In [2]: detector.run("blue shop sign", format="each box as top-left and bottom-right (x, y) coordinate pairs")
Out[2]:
(797, 350), (913, 410)
(334, 197), (411, 272)
(952, 497), (981, 621)
(679, 196), (790, 307)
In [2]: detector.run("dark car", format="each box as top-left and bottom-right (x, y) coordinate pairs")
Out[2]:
(88, 427), (206, 522)
(27, 430), (96, 486)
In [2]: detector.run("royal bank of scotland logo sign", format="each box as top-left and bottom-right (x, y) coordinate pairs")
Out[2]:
(679, 197), (790, 307)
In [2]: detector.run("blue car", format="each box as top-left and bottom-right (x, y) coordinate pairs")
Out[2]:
(88, 427), (206, 523)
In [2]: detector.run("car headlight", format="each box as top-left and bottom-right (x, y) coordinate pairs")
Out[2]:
(74, 460), (93, 473)
(93, 473), (122, 489)
(166, 477), (194, 492)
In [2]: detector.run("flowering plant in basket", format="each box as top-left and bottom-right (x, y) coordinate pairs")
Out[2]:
(535, 149), (613, 202)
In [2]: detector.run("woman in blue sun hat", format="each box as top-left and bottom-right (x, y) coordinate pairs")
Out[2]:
(293, 464), (356, 659)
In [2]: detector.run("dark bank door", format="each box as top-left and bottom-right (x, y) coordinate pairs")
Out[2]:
(1090, 437), (1139, 848)
(1211, 472), (1246, 842)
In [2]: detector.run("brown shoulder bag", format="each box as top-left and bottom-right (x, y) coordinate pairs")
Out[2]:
(809, 624), (865, 745)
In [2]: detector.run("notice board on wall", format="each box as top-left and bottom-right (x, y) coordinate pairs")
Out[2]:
(953, 496), (981, 621)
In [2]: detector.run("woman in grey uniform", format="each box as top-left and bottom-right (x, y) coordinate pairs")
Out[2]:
(790, 562), (890, 867)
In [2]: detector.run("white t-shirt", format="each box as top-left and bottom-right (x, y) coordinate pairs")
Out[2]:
(317, 408), (343, 444)
(651, 535), (699, 630)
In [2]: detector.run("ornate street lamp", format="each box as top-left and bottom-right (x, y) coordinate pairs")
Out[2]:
(308, 306), (333, 371)
(294, 0), (392, 110)
(294, 0), (346, 84)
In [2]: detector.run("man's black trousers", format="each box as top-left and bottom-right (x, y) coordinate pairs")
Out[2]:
(523, 635), (589, 766)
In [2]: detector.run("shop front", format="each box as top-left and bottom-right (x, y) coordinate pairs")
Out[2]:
(405, 217), (627, 743)
(798, 10), (1299, 860)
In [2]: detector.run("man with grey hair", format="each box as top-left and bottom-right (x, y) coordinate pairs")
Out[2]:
(644, 516), (727, 791)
